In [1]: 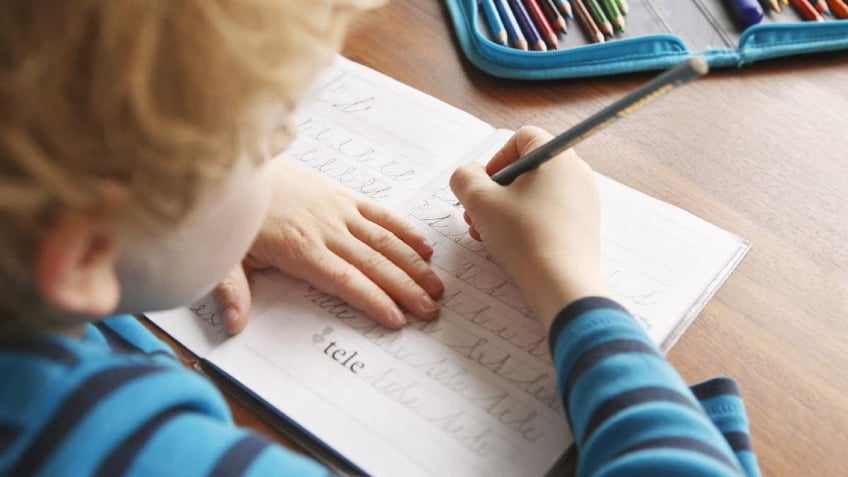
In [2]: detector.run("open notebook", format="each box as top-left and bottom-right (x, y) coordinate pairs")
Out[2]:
(146, 56), (749, 477)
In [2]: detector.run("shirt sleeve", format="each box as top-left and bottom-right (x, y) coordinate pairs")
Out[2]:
(1, 335), (334, 477)
(548, 296), (760, 477)
(113, 409), (331, 477)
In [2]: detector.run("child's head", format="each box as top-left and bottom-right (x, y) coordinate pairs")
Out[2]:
(0, 0), (380, 331)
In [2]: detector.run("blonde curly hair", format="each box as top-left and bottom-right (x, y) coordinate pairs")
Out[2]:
(0, 0), (382, 318)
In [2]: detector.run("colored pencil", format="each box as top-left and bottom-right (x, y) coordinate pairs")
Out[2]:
(727, 0), (764, 27)
(480, 0), (508, 45)
(764, 0), (782, 12)
(554, 0), (574, 19)
(491, 57), (710, 185)
(540, 0), (568, 33)
(826, 0), (848, 17)
(572, 0), (605, 43)
(808, 0), (831, 14)
(508, 0), (547, 50)
(495, 0), (528, 49)
(788, 0), (823, 19)
(615, 0), (630, 14)
(523, 0), (559, 49)
(600, 0), (625, 31)
(585, 0), (614, 36)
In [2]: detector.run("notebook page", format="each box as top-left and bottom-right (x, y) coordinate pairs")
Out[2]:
(594, 174), (749, 347)
(148, 56), (748, 476)
(283, 57), (496, 206)
(208, 62), (570, 475)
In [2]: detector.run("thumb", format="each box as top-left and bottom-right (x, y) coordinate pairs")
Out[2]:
(450, 162), (497, 208)
(212, 263), (252, 335)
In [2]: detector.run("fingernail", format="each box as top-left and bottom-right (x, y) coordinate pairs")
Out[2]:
(224, 307), (240, 333)
(424, 274), (444, 295)
(421, 239), (434, 257)
(421, 294), (439, 312)
(389, 307), (407, 327)
(224, 306), (238, 322)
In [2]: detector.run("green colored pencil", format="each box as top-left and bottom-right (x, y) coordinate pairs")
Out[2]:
(600, 0), (625, 31)
(584, 0), (612, 36)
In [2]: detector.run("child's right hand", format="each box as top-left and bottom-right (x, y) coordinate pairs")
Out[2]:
(450, 126), (609, 331)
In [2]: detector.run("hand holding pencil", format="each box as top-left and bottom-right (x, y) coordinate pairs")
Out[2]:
(449, 56), (708, 323)
(450, 126), (608, 326)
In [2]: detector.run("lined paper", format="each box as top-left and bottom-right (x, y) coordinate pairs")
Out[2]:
(147, 56), (748, 477)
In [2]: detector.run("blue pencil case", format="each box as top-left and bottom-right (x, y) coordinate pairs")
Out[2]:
(445, 0), (848, 79)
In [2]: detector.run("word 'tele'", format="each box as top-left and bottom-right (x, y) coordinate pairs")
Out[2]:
(323, 341), (366, 374)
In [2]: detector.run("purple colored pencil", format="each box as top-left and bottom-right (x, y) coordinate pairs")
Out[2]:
(507, 0), (547, 50)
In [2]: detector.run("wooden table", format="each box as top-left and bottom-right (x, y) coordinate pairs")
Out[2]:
(154, 2), (848, 476)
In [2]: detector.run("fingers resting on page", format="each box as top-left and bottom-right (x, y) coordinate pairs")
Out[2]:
(213, 161), (444, 334)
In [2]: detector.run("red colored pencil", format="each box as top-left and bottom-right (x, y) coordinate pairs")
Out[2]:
(825, 0), (848, 16)
(808, 0), (831, 14)
(788, 0), (824, 19)
(523, 0), (559, 49)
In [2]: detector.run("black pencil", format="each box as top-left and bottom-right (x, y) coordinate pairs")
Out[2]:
(491, 56), (709, 185)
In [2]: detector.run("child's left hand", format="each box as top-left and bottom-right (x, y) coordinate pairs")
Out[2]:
(212, 161), (444, 334)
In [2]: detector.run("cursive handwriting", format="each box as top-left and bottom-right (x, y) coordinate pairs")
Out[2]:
(305, 290), (562, 415)
(359, 368), (497, 456)
(189, 301), (227, 337)
(285, 142), (392, 200)
(441, 289), (551, 363)
(298, 116), (418, 182)
(430, 250), (534, 318)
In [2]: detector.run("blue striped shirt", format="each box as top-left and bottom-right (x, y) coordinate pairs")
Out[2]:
(550, 297), (760, 477)
(1, 298), (759, 476)
(0, 315), (328, 476)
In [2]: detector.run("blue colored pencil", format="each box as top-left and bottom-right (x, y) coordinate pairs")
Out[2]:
(508, 0), (547, 50)
(480, 0), (508, 45)
(727, 0), (764, 27)
(494, 0), (528, 50)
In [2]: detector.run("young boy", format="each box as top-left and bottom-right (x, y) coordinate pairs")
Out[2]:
(0, 0), (759, 476)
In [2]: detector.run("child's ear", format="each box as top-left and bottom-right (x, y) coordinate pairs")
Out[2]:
(34, 213), (120, 317)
